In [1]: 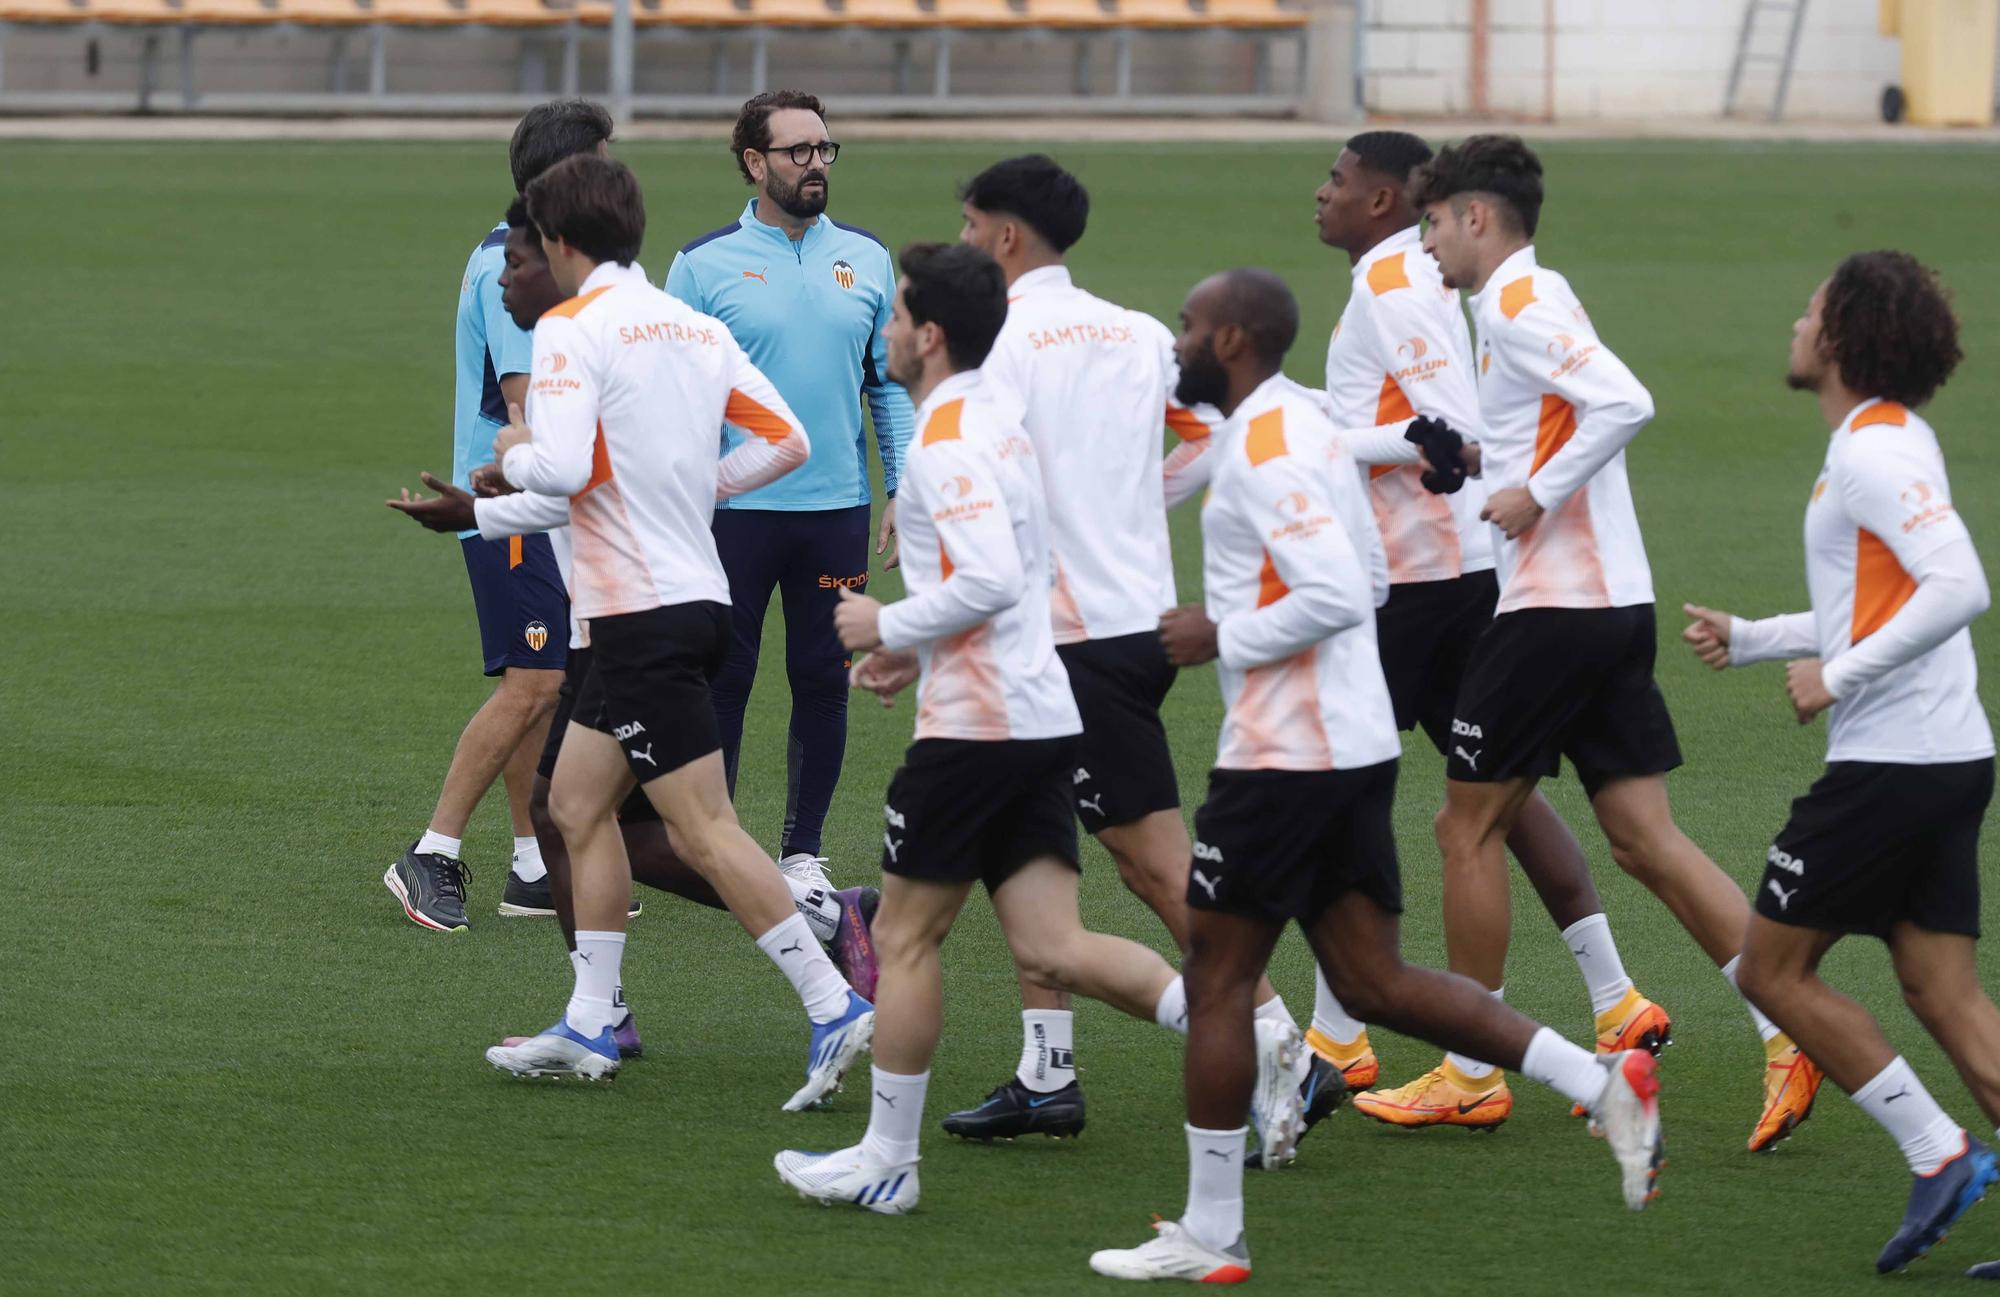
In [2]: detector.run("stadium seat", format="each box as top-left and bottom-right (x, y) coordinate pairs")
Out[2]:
(270, 0), (377, 23)
(1108, 0), (1204, 28)
(1195, 0), (1301, 26)
(86, 0), (184, 23)
(639, 0), (759, 26)
(1023, 0), (1115, 26)
(0, 0), (91, 21)
(746, 0), (842, 26)
(827, 0), (929, 26)
(930, 0), (1020, 26)
(460, 0), (578, 26)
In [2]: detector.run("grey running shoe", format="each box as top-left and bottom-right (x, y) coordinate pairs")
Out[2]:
(384, 844), (470, 932)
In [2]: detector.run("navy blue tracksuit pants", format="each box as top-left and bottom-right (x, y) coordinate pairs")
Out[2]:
(710, 504), (871, 859)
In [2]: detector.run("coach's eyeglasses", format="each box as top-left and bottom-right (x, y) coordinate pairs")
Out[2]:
(765, 141), (841, 167)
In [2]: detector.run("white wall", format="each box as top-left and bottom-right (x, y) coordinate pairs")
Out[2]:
(1365, 0), (1906, 120)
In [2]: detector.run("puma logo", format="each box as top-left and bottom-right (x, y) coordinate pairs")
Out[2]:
(884, 834), (903, 864)
(630, 743), (656, 767)
(1453, 745), (1482, 771)
(1571, 944), (1589, 959)
(1191, 869), (1220, 901)
(742, 266), (769, 284)
(1078, 793), (1105, 816)
(876, 1089), (896, 1108)
(1884, 1086), (1911, 1104)
(779, 940), (804, 957)
(1766, 878), (1799, 912)
(576, 951), (592, 964)
(1203, 1148), (1233, 1161)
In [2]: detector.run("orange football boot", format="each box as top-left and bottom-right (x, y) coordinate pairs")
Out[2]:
(1571, 987), (1674, 1116)
(1305, 1026), (1380, 1090)
(1749, 1033), (1823, 1152)
(1351, 1058), (1512, 1130)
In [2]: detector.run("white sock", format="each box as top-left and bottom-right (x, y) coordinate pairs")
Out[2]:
(1154, 975), (1189, 1035)
(1854, 1056), (1965, 1175)
(1253, 991), (1294, 1031)
(860, 1066), (929, 1166)
(1311, 966), (1366, 1044)
(415, 830), (461, 860)
(1181, 1124), (1247, 1252)
(785, 874), (841, 945)
(1446, 988), (1505, 1079)
(1017, 1010), (1076, 1093)
(1562, 914), (1634, 1016)
(1721, 955), (1784, 1043)
(1520, 1026), (1609, 1110)
(511, 835), (547, 882)
(565, 930), (626, 1035)
(756, 913), (852, 1023)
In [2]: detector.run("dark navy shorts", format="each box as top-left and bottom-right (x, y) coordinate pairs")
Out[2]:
(460, 533), (568, 677)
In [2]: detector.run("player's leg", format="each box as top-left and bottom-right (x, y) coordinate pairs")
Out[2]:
(990, 857), (1179, 1020)
(774, 504), (868, 862)
(774, 871), (969, 1214)
(708, 506), (783, 796)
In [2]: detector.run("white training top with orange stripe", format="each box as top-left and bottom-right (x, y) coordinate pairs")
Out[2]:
(1729, 398), (1993, 765)
(1202, 374), (1400, 772)
(1469, 245), (1656, 615)
(980, 264), (1217, 644)
(500, 261), (809, 622)
(877, 369), (1082, 743)
(1326, 224), (1494, 584)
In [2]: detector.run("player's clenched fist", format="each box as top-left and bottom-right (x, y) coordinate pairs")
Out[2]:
(1157, 603), (1219, 667)
(1680, 602), (1733, 671)
(491, 400), (533, 467)
(1786, 658), (1835, 725)
(833, 585), (885, 652)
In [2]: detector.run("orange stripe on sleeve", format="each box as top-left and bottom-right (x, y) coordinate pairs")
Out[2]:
(1374, 374), (1415, 424)
(725, 389), (798, 446)
(1367, 253), (1412, 295)
(576, 421), (613, 499)
(1245, 408), (1288, 466)
(939, 540), (955, 581)
(508, 535), (523, 569)
(1851, 402), (1910, 432)
(1165, 404), (1211, 442)
(922, 397), (967, 446)
(1255, 550), (1289, 608)
(1853, 528), (1917, 642)
(1499, 276), (1537, 321)
(1531, 395), (1576, 474)
(541, 285), (614, 321)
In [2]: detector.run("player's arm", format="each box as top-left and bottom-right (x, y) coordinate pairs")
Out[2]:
(475, 486), (570, 539)
(1818, 445), (1989, 700)
(482, 264), (534, 434)
(1215, 454), (1371, 671)
(716, 336), (811, 500)
(1712, 610), (1816, 666)
(663, 251), (703, 308)
(877, 445), (1027, 650)
(1325, 439), (1391, 608)
(500, 315), (598, 496)
(1505, 302), (1654, 514)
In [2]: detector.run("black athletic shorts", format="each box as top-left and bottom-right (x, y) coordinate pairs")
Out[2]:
(1188, 761), (1401, 925)
(880, 737), (1080, 890)
(1377, 571), (1500, 754)
(1057, 632), (1181, 834)
(1445, 603), (1682, 797)
(572, 601), (731, 784)
(539, 645), (658, 823)
(1756, 758), (1993, 939)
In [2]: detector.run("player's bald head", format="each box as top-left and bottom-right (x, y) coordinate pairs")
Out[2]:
(1189, 268), (1299, 365)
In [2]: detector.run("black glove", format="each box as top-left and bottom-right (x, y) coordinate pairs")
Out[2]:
(1403, 415), (1468, 495)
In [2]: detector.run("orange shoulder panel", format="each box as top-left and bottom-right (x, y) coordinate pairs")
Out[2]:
(1245, 408), (1288, 466)
(1498, 276), (1536, 321)
(922, 397), (967, 446)
(541, 284), (614, 322)
(1367, 253), (1412, 295)
(1850, 402), (1910, 432)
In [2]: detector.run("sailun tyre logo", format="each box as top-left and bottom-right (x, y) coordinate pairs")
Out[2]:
(832, 259), (857, 290)
(539, 352), (569, 374)
(1397, 336), (1428, 362)
(941, 475), (974, 499)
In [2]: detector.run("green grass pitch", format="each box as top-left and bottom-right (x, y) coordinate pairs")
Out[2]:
(6, 134), (2000, 1294)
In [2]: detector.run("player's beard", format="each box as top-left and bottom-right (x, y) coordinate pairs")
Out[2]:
(1175, 336), (1228, 409)
(768, 169), (830, 222)
(1784, 366), (1819, 393)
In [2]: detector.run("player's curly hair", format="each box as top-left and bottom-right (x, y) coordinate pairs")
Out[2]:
(1819, 251), (1962, 408)
(1407, 133), (1543, 237)
(731, 90), (828, 185)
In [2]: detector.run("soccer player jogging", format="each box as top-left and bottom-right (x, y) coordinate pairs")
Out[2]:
(941, 154), (1304, 1142)
(478, 156), (875, 1108)
(1684, 253), (2000, 1274)
(383, 99), (614, 933)
(388, 202), (879, 1059)
(1308, 131), (1667, 1132)
(772, 244), (1208, 1213)
(1088, 268), (1663, 1285)
(1402, 135), (1821, 1150)
(664, 90), (915, 906)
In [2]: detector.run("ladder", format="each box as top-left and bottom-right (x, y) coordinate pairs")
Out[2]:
(1724, 0), (1810, 120)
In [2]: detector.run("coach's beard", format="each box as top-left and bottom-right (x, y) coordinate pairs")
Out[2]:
(768, 170), (830, 222)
